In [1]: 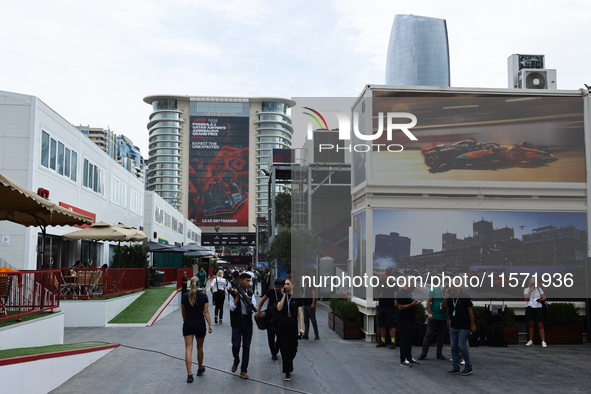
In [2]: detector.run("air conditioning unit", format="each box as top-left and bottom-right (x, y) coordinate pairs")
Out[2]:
(517, 69), (557, 90)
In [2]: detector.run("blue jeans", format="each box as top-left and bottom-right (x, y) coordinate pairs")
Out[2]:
(232, 318), (253, 373)
(450, 327), (472, 370)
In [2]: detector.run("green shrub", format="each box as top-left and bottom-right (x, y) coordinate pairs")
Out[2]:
(472, 305), (515, 326)
(545, 303), (581, 326)
(415, 302), (427, 325)
(330, 294), (347, 312)
(335, 300), (359, 322)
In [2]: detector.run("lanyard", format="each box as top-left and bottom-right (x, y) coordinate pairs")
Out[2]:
(286, 293), (292, 317)
(452, 298), (459, 317)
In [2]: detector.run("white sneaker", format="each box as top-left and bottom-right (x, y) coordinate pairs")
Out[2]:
(526, 340), (533, 346)
(461, 360), (466, 365)
(542, 341), (547, 348)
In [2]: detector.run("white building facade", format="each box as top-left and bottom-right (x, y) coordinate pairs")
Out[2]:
(0, 90), (147, 270)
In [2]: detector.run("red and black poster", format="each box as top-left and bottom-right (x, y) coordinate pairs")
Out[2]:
(188, 116), (249, 227)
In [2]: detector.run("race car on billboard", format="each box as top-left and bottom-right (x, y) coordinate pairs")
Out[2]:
(203, 180), (247, 217)
(420, 139), (555, 169)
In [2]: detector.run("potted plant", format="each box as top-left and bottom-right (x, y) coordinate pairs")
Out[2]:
(472, 305), (518, 345)
(329, 294), (347, 331)
(413, 302), (428, 345)
(334, 300), (360, 339)
(534, 303), (583, 344)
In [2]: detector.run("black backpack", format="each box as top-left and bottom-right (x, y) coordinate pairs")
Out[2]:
(489, 324), (507, 347)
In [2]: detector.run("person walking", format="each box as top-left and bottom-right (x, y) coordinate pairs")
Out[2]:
(300, 275), (319, 340)
(418, 284), (448, 360)
(524, 277), (547, 347)
(229, 273), (257, 379)
(397, 281), (419, 368)
(198, 267), (207, 289)
(256, 278), (284, 360)
(210, 270), (227, 324)
(276, 278), (304, 381)
(442, 284), (476, 376)
(181, 277), (213, 383)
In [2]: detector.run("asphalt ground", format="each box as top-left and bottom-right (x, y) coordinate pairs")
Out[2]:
(52, 290), (591, 394)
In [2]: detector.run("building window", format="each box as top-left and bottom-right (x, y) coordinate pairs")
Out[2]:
(130, 189), (143, 215)
(83, 158), (105, 195)
(57, 142), (64, 175)
(110, 176), (128, 207)
(41, 131), (49, 167)
(49, 138), (57, 170)
(64, 148), (70, 177)
(71, 151), (77, 181)
(40, 131), (77, 182)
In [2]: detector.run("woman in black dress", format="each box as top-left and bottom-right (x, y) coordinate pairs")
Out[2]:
(276, 278), (304, 381)
(182, 277), (213, 382)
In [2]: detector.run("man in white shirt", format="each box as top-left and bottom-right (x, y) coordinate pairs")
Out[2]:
(229, 273), (257, 379)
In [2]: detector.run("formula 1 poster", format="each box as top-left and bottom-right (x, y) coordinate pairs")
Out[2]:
(188, 116), (249, 227)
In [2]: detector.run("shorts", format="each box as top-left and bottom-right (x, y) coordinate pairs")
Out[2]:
(377, 308), (397, 328)
(183, 321), (206, 338)
(525, 306), (544, 322)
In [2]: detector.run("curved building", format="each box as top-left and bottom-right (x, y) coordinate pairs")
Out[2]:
(144, 95), (295, 233)
(385, 14), (450, 87)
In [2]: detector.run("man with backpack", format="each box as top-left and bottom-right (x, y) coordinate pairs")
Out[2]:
(256, 278), (285, 360)
(442, 284), (476, 376)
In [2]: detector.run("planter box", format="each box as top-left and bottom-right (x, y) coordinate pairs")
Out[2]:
(534, 326), (583, 344)
(503, 325), (519, 345)
(328, 312), (335, 330)
(334, 315), (360, 339)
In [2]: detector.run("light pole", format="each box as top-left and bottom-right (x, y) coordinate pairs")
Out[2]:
(253, 223), (259, 268)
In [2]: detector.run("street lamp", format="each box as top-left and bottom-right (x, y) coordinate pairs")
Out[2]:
(253, 223), (259, 268)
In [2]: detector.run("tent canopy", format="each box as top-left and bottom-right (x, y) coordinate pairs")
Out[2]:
(0, 172), (94, 227)
(63, 222), (147, 242)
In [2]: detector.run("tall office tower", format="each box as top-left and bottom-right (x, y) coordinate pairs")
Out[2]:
(75, 126), (117, 160)
(144, 95), (294, 233)
(385, 14), (450, 87)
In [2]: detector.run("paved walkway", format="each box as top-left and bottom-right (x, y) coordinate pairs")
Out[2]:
(52, 294), (591, 394)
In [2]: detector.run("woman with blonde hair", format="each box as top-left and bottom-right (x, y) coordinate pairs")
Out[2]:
(210, 269), (228, 324)
(182, 277), (213, 382)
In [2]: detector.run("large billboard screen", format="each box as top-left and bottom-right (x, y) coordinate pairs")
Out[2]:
(188, 116), (249, 227)
(369, 92), (586, 183)
(373, 209), (587, 300)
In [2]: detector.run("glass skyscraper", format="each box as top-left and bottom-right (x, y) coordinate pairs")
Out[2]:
(385, 14), (450, 87)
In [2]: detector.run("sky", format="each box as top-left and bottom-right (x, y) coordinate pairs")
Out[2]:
(1, 0), (590, 157)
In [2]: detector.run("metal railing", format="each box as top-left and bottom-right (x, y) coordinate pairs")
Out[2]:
(0, 270), (60, 322)
(157, 267), (193, 288)
(59, 268), (145, 300)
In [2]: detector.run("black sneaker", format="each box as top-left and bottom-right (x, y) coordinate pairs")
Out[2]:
(437, 354), (447, 360)
(187, 374), (194, 383)
(197, 367), (205, 376)
(400, 360), (412, 368)
(214, 317), (218, 324)
(284, 372), (291, 381)
(410, 359), (420, 366)
(461, 368), (473, 376)
(272, 354), (278, 360)
(389, 342), (396, 349)
(418, 354), (427, 360)
(376, 341), (386, 348)
(447, 369), (460, 375)
(303, 334), (309, 340)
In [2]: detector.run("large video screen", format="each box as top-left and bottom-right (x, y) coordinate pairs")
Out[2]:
(369, 92), (586, 183)
(188, 116), (249, 227)
(373, 209), (587, 300)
